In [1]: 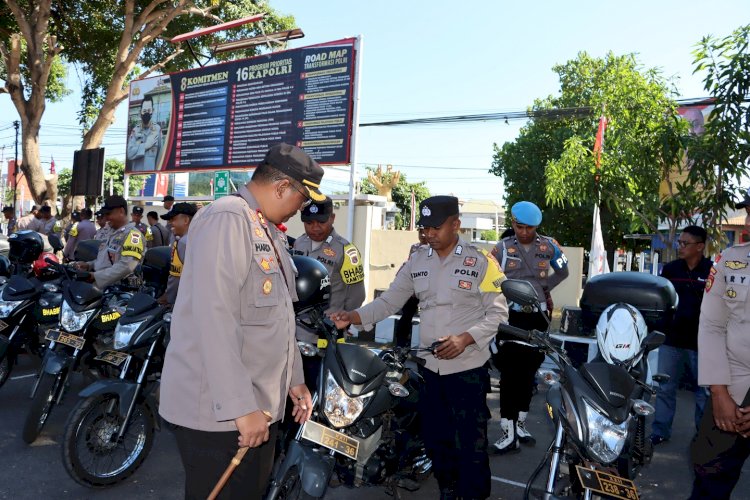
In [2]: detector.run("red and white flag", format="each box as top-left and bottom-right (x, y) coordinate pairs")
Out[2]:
(50, 156), (56, 175)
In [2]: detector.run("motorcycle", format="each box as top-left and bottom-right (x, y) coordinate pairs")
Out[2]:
(499, 279), (666, 500)
(60, 246), (172, 487)
(0, 233), (65, 388)
(22, 260), (137, 444)
(266, 304), (433, 500)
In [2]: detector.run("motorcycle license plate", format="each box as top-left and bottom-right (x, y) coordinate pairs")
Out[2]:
(44, 330), (85, 350)
(576, 465), (638, 500)
(301, 420), (359, 460)
(94, 350), (130, 367)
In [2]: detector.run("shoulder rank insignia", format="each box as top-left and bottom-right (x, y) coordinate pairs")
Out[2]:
(725, 260), (748, 270)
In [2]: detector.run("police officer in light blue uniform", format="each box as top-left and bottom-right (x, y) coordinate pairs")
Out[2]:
(490, 201), (569, 454)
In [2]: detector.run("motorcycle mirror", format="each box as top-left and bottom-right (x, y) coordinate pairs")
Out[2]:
(500, 279), (541, 307)
(48, 234), (63, 252)
(641, 331), (666, 352)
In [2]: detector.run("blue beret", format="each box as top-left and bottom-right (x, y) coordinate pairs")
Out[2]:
(511, 201), (542, 226)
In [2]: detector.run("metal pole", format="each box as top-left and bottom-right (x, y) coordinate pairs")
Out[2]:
(13, 121), (19, 212)
(346, 36), (364, 242)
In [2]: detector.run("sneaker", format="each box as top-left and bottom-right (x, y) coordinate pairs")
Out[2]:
(650, 434), (668, 445)
(517, 411), (536, 445)
(490, 418), (520, 455)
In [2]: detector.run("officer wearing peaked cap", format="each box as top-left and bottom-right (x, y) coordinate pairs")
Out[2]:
(331, 195), (509, 500)
(292, 197), (365, 382)
(490, 200), (569, 454)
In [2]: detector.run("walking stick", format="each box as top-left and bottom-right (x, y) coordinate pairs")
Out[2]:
(207, 410), (273, 500)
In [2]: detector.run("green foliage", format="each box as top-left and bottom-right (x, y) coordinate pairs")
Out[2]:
(480, 229), (498, 241)
(0, 34), (71, 102)
(492, 52), (687, 251)
(360, 167), (431, 230)
(57, 167), (72, 196)
(49, 0), (295, 128)
(686, 24), (750, 253)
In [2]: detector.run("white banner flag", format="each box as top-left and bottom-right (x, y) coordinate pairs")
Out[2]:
(589, 205), (610, 277)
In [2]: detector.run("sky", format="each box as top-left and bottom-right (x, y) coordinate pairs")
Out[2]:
(0, 0), (747, 203)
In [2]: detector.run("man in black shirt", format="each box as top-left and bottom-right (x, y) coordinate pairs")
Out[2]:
(650, 225), (713, 445)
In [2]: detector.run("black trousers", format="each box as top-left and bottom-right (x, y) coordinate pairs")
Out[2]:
(419, 366), (491, 499)
(394, 295), (419, 348)
(171, 422), (279, 500)
(493, 310), (547, 420)
(690, 397), (750, 499)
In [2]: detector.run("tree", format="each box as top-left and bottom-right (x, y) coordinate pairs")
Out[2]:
(1, 0), (294, 207)
(0, 0), (71, 208)
(493, 52), (690, 255)
(360, 166), (431, 230)
(480, 229), (498, 242)
(685, 24), (750, 252)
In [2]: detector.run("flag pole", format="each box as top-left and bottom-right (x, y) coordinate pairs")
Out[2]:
(589, 106), (610, 277)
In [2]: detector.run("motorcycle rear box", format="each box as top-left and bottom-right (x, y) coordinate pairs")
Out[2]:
(580, 272), (677, 334)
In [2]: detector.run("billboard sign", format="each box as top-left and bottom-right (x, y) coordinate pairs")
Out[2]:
(126, 38), (358, 174)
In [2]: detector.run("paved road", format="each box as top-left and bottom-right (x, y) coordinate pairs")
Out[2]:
(1, 354), (749, 499)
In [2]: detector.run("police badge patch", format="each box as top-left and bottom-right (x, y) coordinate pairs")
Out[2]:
(458, 280), (472, 290)
(310, 205), (319, 214)
(421, 206), (431, 216)
(463, 257), (477, 267)
(323, 247), (336, 257)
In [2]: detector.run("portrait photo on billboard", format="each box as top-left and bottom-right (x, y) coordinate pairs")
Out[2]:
(126, 76), (173, 173)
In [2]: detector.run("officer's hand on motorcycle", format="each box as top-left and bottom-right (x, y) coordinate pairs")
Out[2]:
(156, 294), (168, 306)
(329, 310), (360, 329)
(73, 261), (90, 271)
(289, 384), (313, 424)
(434, 333), (474, 360)
(235, 410), (271, 448)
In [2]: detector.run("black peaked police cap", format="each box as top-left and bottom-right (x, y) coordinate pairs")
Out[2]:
(417, 196), (459, 228)
(262, 143), (325, 202)
(301, 197), (333, 223)
(161, 202), (198, 220)
(101, 195), (128, 213)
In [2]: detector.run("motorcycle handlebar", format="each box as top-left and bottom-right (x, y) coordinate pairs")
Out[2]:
(498, 323), (533, 343)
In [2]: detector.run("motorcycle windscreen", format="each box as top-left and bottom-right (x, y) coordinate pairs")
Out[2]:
(580, 362), (635, 412)
(325, 343), (387, 396)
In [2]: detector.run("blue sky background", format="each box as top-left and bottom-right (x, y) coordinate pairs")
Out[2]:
(0, 0), (747, 201)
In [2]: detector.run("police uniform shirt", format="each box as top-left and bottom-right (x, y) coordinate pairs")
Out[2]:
(87, 222), (144, 290)
(4, 217), (16, 236)
(126, 122), (162, 172)
(16, 213), (35, 231)
(63, 219), (97, 261)
(95, 224), (112, 242)
(356, 239), (509, 375)
(698, 242), (750, 406)
(164, 233), (187, 304)
(492, 234), (569, 308)
(292, 229), (366, 312)
(148, 222), (170, 248)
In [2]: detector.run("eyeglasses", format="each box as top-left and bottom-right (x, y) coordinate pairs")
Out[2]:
(677, 240), (703, 247)
(290, 183), (312, 208)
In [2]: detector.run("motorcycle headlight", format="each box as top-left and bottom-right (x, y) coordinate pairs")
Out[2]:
(0, 300), (22, 318)
(60, 300), (95, 333)
(584, 399), (629, 463)
(114, 320), (146, 350)
(323, 371), (375, 428)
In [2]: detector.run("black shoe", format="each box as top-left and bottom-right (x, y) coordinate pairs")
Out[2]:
(650, 434), (668, 445)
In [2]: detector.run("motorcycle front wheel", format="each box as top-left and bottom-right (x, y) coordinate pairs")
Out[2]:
(0, 352), (11, 388)
(267, 466), (316, 500)
(22, 371), (62, 443)
(62, 393), (154, 487)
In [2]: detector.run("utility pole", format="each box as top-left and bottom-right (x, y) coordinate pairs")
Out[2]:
(13, 121), (19, 214)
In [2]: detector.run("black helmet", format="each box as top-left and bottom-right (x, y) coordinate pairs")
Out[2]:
(8, 230), (44, 264)
(292, 256), (331, 313)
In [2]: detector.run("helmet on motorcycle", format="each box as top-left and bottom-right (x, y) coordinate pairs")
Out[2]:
(595, 303), (648, 369)
(8, 230), (44, 264)
(292, 255), (331, 314)
(32, 251), (58, 279)
(0, 255), (10, 277)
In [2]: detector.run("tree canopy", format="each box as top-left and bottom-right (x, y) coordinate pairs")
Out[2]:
(492, 52), (688, 252)
(360, 166), (431, 230)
